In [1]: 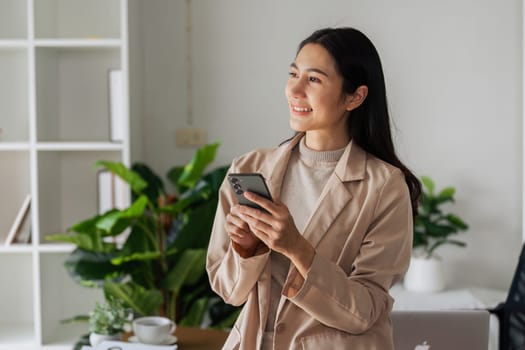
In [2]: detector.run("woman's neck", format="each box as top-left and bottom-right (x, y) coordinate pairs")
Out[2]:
(304, 131), (350, 151)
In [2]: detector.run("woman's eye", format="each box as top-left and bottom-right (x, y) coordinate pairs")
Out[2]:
(308, 76), (321, 83)
(288, 72), (298, 78)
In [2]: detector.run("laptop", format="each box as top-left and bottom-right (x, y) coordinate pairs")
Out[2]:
(391, 310), (490, 350)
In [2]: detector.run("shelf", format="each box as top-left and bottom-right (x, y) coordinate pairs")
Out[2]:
(0, 245), (33, 254)
(0, 1), (128, 348)
(0, 143), (30, 151)
(35, 46), (121, 142)
(0, 49), (29, 142)
(37, 142), (124, 151)
(0, 0), (26, 39)
(35, 39), (121, 48)
(0, 40), (28, 48)
(39, 243), (76, 253)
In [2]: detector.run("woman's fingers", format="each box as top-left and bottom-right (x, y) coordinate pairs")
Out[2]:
(235, 198), (302, 256)
(243, 192), (279, 216)
(226, 208), (262, 253)
(227, 212), (249, 231)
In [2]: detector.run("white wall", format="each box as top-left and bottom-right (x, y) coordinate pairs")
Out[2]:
(132, 0), (523, 290)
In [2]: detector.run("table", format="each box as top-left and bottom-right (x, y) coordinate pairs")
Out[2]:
(173, 326), (228, 350)
(390, 284), (507, 350)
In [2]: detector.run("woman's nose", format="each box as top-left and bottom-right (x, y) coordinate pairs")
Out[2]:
(286, 77), (306, 98)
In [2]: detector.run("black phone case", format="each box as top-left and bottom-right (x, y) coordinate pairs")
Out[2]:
(227, 173), (272, 210)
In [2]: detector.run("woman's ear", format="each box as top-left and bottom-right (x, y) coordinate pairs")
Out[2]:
(345, 85), (368, 111)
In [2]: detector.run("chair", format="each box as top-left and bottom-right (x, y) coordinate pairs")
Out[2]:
(490, 243), (525, 350)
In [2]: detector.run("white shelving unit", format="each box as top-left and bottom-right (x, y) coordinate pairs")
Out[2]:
(0, 1), (129, 349)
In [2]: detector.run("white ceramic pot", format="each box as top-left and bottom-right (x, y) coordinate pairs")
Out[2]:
(89, 332), (122, 347)
(403, 256), (445, 292)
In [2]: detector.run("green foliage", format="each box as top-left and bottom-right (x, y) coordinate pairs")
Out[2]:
(414, 176), (469, 258)
(47, 143), (238, 329)
(88, 297), (132, 335)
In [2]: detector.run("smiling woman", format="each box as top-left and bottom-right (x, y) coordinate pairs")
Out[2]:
(206, 27), (421, 350)
(286, 44), (368, 151)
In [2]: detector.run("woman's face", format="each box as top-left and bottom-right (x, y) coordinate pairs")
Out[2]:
(285, 43), (351, 148)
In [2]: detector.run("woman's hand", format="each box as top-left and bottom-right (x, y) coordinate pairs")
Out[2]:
(237, 192), (315, 277)
(226, 205), (263, 258)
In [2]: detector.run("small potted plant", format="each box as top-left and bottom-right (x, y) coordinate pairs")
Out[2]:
(88, 297), (132, 347)
(404, 176), (469, 292)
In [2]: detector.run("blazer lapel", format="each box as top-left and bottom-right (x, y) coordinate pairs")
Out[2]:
(259, 133), (303, 199)
(255, 134), (302, 333)
(301, 140), (367, 248)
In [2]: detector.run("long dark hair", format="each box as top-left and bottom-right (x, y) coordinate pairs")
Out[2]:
(298, 27), (421, 216)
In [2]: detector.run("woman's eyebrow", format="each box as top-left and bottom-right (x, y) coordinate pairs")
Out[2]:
(290, 62), (329, 77)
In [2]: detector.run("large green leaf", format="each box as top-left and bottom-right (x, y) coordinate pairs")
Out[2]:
(168, 166), (229, 205)
(131, 163), (166, 203)
(161, 249), (207, 293)
(437, 187), (455, 201)
(46, 232), (113, 252)
(111, 251), (162, 265)
(171, 199), (218, 251)
(95, 196), (150, 235)
(202, 166), (229, 192)
(111, 245), (178, 266)
(104, 282), (163, 317)
(179, 297), (209, 327)
(419, 193), (432, 215)
(122, 225), (156, 254)
(175, 143), (219, 191)
(420, 176), (435, 195)
(64, 249), (126, 285)
(446, 214), (469, 230)
(162, 181), (212, 215)
(96, 161), (148, 194)
(167, 166), (185, 193)
(422, 221), (457, 237)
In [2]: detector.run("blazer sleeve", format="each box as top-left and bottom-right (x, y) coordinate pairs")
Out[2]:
(206, 162), (270, 306)
(282, 168), (413, 334)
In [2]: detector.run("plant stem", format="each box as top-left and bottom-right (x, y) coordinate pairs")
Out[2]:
(169, 291), (177, 321)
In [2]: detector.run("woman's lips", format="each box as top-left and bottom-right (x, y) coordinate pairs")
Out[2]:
(292, 106), (313, 112)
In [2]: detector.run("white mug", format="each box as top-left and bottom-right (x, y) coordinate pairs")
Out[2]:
(132, 316), (176, 344)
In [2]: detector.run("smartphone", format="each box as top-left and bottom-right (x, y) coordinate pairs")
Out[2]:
(227, 173), (273, 210)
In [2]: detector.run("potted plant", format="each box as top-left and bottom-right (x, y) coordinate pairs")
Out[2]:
(88, 297), (132, 347)
(48, 143), (240, 330)
(404, 176), (469, 292)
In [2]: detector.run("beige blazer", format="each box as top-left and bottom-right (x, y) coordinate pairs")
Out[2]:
(206, 134), (413, 350)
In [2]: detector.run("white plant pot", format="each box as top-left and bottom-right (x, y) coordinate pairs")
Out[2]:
(89, 332), (122, 347)
(403, 256), (445, 292)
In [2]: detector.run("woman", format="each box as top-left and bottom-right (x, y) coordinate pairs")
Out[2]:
(206, 27), (421, 350)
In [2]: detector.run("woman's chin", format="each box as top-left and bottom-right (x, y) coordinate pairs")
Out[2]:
(289, 119), (308, 132)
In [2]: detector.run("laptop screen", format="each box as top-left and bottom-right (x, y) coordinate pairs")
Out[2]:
(391, 310), (489, 350)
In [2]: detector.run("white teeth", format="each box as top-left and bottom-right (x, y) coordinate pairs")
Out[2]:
(293, 106), (312, 112)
